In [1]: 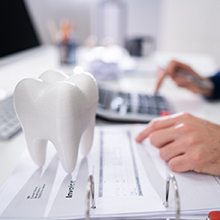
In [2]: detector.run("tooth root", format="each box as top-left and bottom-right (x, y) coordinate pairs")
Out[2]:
(27, 138), (48, 167)
(55, 137), (81, 174)
(80, 117), (95, 156)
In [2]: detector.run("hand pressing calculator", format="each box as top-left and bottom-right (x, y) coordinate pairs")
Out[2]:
(97, 87), (174, 122)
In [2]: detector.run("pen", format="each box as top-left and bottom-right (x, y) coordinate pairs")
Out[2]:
(176, 70), (213, 90)
(154, 67), (213, 96)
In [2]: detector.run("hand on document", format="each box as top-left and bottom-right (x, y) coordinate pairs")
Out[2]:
(154, 60), (213, 97)
(136, 112), (220, 176)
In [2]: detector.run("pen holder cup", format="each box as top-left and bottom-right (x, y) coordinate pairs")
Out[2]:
(58, 40), (77, 65)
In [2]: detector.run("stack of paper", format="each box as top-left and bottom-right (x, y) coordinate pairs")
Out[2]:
(0, 125), (219, 219)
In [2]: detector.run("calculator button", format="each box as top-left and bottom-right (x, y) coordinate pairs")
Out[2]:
(208, 211), (220, 220)
(160, 111), (170, 116)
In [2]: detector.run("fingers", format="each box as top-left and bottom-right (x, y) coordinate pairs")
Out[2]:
(135, 112), (197, 173)
(167, 60), (193, 77)
(155, 68), (166, 94)
(155, 60), (183, 93)
(173, 73), (211, 95)
(159, 141), (186, 162)
(173, 74), (193, 87)
(168, 154), (193, 172)
(136, 112), (194, 143)
(173, 75), (201, 92)
(149, 126), (177, 148)
(155, 60), (197, 93)
(136, 112), (220, 174)
(136, 115), (178, 143)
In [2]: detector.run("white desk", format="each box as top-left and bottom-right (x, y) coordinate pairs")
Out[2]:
(0, 49), (219, 185)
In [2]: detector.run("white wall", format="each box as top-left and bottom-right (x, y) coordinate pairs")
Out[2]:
(26, 0), (161, 49)
(158, 0), (220, 66)
(26, 0), (220, 66)
(126, 0), (161, 39)
(25, 0), (93, 44)
(93, 0), (161, 46)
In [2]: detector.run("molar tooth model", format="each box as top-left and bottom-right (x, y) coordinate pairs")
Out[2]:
(14, 70), (98, 173)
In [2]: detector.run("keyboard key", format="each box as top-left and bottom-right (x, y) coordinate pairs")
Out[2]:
(0, 95), (22, 140)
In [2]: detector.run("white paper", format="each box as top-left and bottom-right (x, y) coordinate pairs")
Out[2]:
(90, 126), (164, 218)
(0, 125), (220, 219)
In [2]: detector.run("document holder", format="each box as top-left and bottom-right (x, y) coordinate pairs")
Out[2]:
(1, 125), (218, 219)
(86, 175), (96, 220)
(164, 174), (181, 220)
(86, 173), (181, 220)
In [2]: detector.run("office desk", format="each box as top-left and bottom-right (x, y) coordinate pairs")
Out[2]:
(0, 49), (219, 185)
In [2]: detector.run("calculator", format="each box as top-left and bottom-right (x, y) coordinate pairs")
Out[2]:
(97, 87), (174, 122)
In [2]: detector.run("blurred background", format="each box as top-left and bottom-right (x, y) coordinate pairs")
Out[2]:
(25, 0), (220, 66)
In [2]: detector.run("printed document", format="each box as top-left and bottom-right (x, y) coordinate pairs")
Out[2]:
(0, 125), (220, 219)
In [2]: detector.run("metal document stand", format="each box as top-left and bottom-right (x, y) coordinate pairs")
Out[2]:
(86, 175), (96, 220)
(164, 174), (181, 220)
(85, 173), (181, 220)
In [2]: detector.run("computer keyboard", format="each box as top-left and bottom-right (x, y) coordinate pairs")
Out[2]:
(0, 95), (22, 140)
(97, 87), (174, 122)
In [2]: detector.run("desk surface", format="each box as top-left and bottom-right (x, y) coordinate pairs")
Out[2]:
(0, 48), (220, 185)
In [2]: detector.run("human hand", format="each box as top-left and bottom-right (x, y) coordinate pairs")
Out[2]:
(155, 60), (213, 96)
(136, 112), (220, 175)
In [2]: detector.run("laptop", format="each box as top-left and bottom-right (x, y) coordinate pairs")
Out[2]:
(0, 0), (58, 93)
(0, 0), (58, 139)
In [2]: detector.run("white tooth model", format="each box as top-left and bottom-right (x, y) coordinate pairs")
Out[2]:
(14, 70), (98, 174)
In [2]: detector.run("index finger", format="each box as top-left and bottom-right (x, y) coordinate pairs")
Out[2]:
(155, 68), (167, 94)
(135, 115), (178, 143)
(155, 60), (190, 94)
